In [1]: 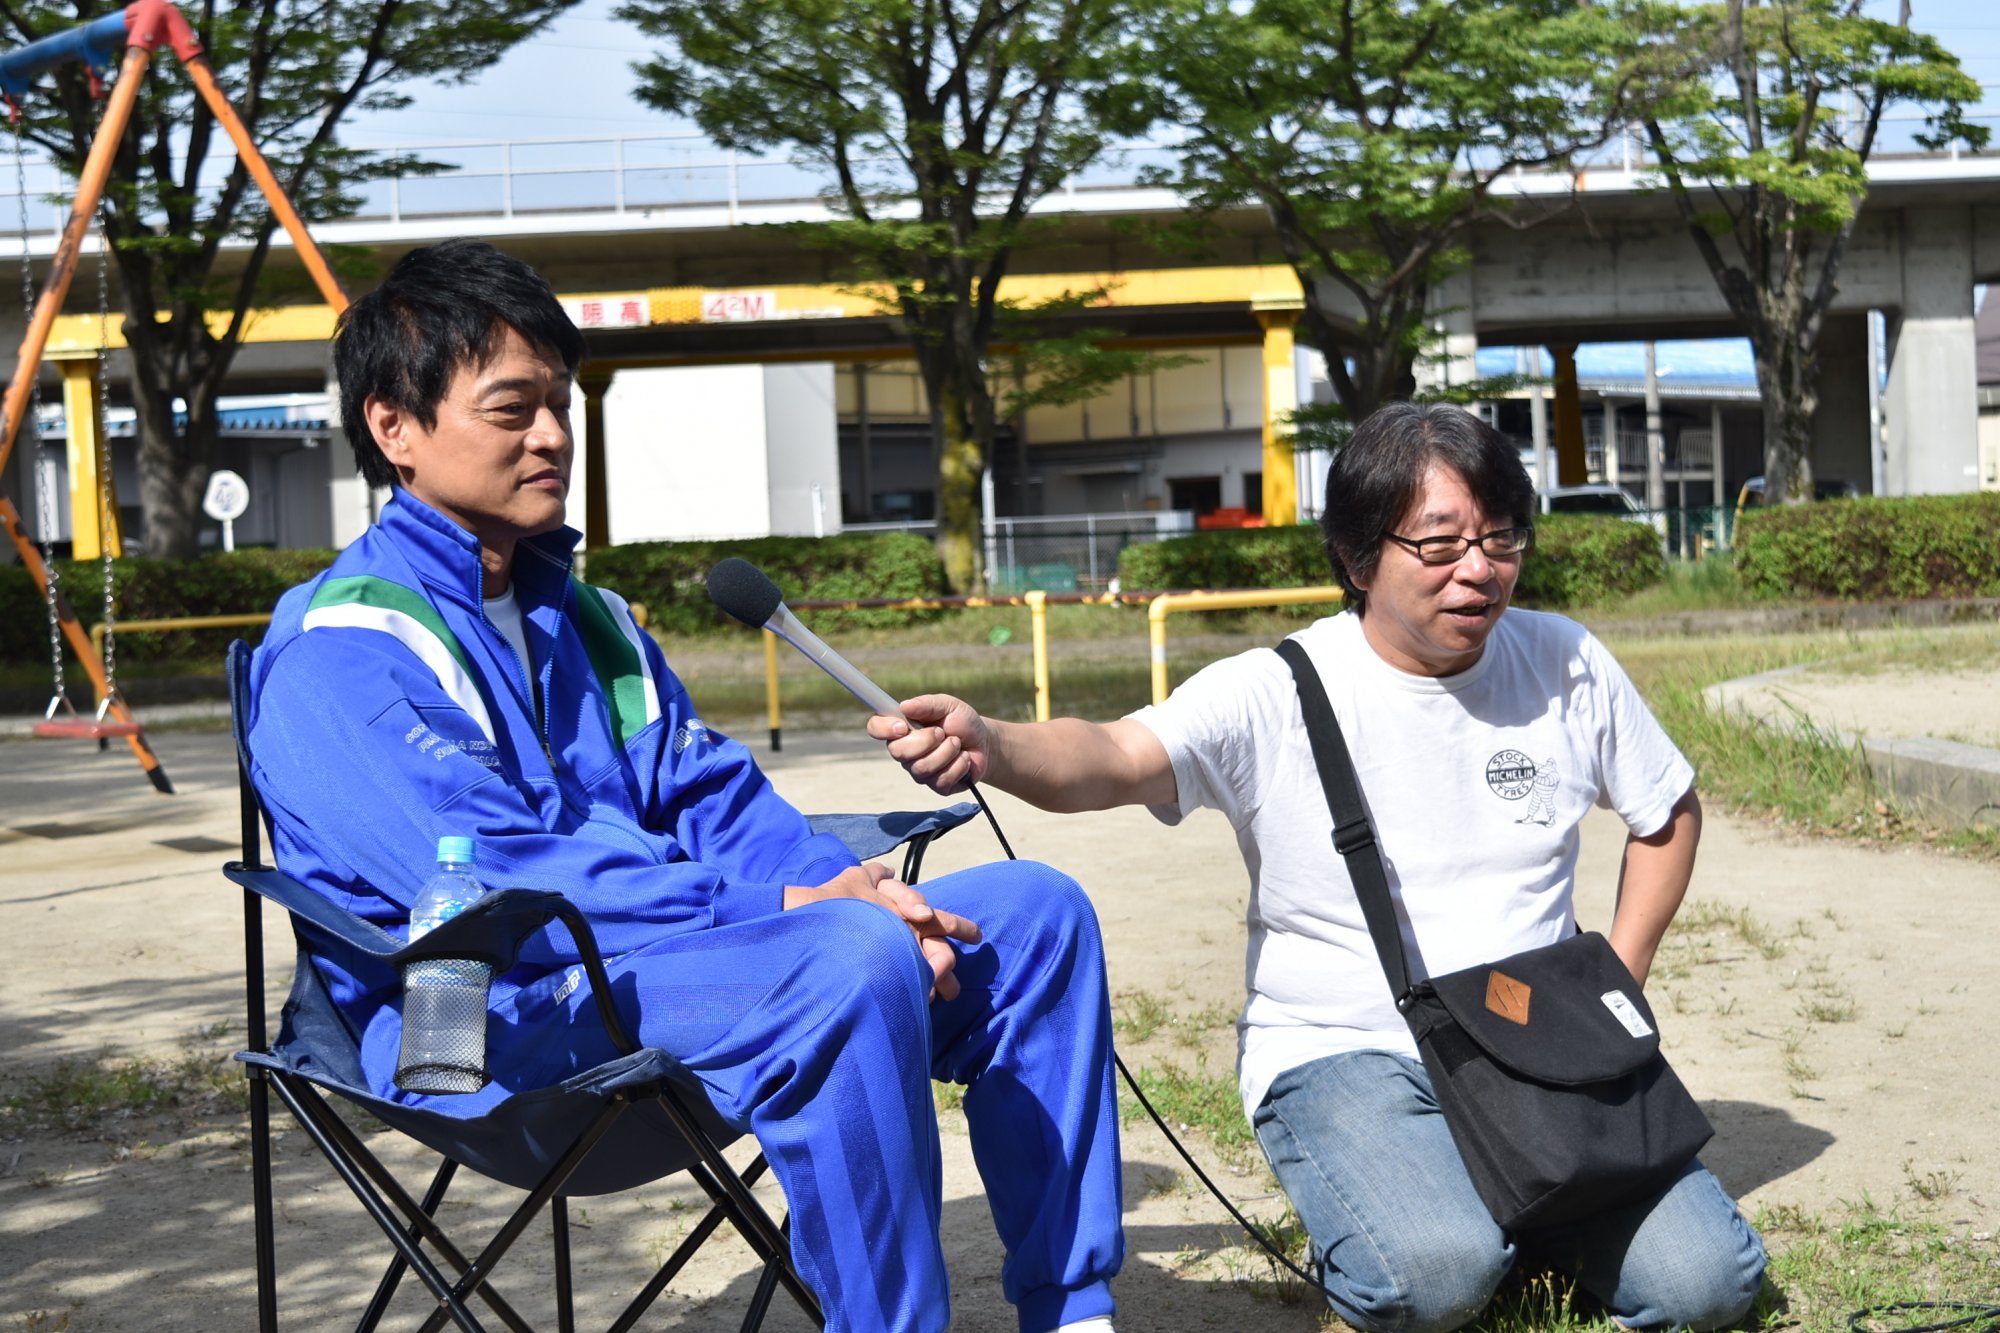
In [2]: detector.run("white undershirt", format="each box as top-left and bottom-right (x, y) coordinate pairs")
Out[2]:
(1129, 609), (1693, 1121)
(483, 582), (535, 719)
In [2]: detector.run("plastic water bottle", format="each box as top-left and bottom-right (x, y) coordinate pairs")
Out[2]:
(395, 836), (491, 1094)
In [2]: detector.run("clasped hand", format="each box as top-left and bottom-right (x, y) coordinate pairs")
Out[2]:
(783, 862), (982, 1002)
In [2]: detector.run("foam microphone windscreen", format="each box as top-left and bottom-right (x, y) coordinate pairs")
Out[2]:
(706, 557), (785, 628)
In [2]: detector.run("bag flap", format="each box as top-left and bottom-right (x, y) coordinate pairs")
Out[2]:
(1422, 932), (1663, 1085)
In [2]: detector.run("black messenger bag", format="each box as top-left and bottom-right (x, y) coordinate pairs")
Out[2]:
(1277, 639), (1713, 1230)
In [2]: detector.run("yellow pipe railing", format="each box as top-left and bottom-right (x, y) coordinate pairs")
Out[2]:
(1025, 591), (1050, 722)
(1148, 587), (1344, 704)
(90, 613), (275, 672)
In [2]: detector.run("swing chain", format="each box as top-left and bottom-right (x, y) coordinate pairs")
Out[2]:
(93, 197), (116, 704)
(14, 118), (70, 717)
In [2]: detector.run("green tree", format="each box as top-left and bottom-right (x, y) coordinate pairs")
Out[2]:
(5, 0), (575, 558)
(1137, 0), (1633, 428)
(622, 0), (1141, 592)
(1640, 0), (1986, 504)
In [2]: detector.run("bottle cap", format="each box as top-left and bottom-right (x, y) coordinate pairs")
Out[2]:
(435, 835), (475, 863)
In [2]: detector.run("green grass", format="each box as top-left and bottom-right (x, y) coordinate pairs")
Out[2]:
(1119, 1054), (1256, 1163)
(1573, 555), (1773, 619)
(1751, 1201), (2000, 1333)
(2, 1037), (246, 1135)
(1603, 626), (2000, 858)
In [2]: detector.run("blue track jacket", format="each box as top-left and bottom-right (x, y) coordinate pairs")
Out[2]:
(246, 492), (858, 1099)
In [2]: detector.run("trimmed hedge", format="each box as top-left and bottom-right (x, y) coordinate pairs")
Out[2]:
(1, 549), (338, 665)
(582, 532), (950, 636)
(1512, 514), (1666, 609)
(1114, 515), (1664, 610)
(1734, 492), (2000, 601)
(1115, 526), (1330, 593)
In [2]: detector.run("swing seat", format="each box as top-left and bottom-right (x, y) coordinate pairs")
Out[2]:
(33, 716), (143, 740)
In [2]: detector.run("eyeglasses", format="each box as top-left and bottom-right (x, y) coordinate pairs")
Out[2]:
(1383, 526), (1535, 566)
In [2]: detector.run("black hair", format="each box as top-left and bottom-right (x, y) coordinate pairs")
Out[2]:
(334, 239), (586, 488)
(1317, 402), (1536, 615)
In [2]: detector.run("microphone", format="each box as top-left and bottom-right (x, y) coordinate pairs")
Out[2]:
(705, 558), (906, 721)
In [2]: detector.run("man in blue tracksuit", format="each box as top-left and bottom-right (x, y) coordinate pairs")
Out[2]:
(245, 239), (1122, 1333)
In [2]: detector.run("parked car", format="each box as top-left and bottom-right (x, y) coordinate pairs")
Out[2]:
(1734, 475), (1859, 529)
(1540, 484), (1648, 520)
(1734, 475), (1860, 517)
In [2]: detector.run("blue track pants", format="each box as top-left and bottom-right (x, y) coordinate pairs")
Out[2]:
(548, 859), (1123, 1333)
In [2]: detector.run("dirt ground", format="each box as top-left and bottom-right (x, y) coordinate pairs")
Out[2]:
(1726, 664), (2000, 749)
(2, 689), (1997, 1329)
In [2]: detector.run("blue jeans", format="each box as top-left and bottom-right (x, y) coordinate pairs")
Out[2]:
(1253, 1051), (1766, 1333)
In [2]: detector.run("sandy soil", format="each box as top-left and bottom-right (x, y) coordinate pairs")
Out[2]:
(1, 716), (1996, 1330)
(1728, 666), (2000, 748)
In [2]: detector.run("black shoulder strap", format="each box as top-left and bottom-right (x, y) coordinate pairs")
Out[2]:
(1275, 638), (1412, 1005)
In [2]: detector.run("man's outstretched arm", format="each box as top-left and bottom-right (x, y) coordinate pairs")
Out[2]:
(868, 693), (1178, 813)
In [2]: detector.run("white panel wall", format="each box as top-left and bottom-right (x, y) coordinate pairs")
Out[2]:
(762, 363), (842, 536)
(1160, 433), (1265, 508)
(604, 365), (771, 542)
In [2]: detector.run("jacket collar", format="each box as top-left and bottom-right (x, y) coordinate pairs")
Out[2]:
(378, 490), (581, 612)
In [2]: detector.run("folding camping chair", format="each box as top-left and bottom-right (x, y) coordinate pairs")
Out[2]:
(222, 640), (980, 1331)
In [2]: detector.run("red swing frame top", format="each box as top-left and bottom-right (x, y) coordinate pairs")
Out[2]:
(0, 0), (351, 791)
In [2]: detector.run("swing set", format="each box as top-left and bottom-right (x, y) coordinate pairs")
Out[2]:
(0, 0), (350, 792)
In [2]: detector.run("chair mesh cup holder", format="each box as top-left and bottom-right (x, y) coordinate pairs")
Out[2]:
(396, 957), (492, 1095)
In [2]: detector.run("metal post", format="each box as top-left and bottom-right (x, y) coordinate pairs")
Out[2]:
(1712, 401), (1729, 551)
(501, 141), (513, 217)
(763, 630), (781, 752)
(1526, 349), (1550, 493)
(1026, 590), (1050, 722)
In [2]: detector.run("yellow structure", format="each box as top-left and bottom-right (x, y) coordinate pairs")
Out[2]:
(1253, 298), (1304, 524)
(42, 262), (1317, 542)
(52, 352), (122, 559)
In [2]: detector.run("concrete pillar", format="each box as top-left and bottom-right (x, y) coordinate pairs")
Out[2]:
(1527, 351), (1550, 493)
(577, 367), (614, 550)
(1549, 344), (1587, 486)
(1603, 399), (1620, 485)
(1415, 269), (1478, 396)
(1254, 300), (1303, 525)
(1884, 207), (1980, 495)
(1643, 344), (1665, 514)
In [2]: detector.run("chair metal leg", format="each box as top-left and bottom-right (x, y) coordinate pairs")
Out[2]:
(247, 1067), (280, 1333)
(292, 1089), (531, 1333)
(901, 831), (935, 885)
(266, 1074), (492, 1332)
(552, 1196), (574, 1333)
(673, 1152), (824, 1328)
(606, 1155), (774, 1333)
(410, 1092), (635, 1333)
(739, 1213), (793, 1333)
(358, 1160), (458, 1333)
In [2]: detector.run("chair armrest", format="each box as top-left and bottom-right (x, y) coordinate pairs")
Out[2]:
(223, 863), (640, 1056)
(809, 803), (982, 863)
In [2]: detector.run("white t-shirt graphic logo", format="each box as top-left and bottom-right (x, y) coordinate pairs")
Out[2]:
(1517, 758), (1561, 827)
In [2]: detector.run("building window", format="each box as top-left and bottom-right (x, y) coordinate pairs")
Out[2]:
(1168, 475), (1222, 515)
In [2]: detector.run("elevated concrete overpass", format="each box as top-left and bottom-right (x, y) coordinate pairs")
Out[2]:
(6, 142), (1997, 551)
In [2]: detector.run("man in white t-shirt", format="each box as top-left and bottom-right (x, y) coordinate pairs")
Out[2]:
(868, 403), (1765, 1333)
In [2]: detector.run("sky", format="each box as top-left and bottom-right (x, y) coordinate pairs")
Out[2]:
(347, 0), (2000, 149)
(343, 0), (2000, 374)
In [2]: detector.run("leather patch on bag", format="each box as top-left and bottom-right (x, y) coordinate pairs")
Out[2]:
(1484, 970), (1532, 1025)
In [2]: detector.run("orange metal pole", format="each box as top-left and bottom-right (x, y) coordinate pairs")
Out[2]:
(0, 42), (152, 481)
(182, 57), (348, 313)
